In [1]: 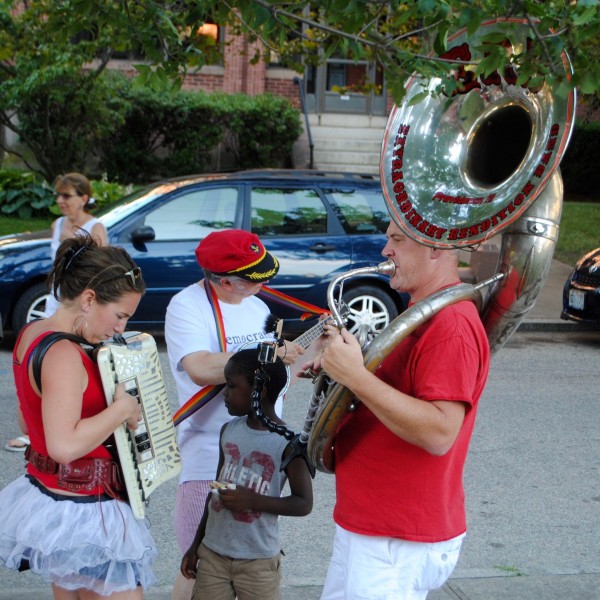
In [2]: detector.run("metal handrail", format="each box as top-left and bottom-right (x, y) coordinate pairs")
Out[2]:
(293, 76), (314, 169)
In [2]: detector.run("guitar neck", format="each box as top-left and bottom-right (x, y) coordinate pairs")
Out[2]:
(293, 316), (333, 349)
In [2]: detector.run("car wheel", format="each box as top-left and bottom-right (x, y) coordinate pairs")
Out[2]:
(12, 282), (51, 334)
(342, 285), (398, 343)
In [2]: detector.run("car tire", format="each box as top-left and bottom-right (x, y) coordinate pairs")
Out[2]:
(342, 285), (398, 343)
(12, 282), (51, 334)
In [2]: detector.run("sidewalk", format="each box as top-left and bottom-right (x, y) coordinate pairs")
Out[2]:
(466, 255), (593, 332)
(6, 571), (600, 599)
(430, 573), (600, 600)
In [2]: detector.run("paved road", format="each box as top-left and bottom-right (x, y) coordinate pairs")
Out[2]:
(0, 329), (599, 599)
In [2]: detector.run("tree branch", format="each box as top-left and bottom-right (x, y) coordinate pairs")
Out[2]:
(222, 0), (283, 53)
(234, 0), (474, 68)
(516, 2), (560, 74)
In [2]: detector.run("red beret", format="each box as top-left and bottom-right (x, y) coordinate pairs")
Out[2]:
(195, 230), (279, 282)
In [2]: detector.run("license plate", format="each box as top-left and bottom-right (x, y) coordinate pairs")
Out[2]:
(568, 289), (585, 311)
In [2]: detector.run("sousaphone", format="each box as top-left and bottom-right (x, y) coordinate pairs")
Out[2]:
(306, 17), (576, 473)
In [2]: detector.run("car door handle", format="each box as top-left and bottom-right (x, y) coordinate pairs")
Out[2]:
(309, 243), (336, 253)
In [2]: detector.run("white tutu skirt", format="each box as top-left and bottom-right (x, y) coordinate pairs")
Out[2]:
(0, 475), (158, 595)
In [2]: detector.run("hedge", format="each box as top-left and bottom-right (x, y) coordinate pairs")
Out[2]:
(98, 76), (302, 183)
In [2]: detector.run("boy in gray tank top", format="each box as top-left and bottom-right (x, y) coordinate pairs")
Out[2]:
(180, 348), (313, 600)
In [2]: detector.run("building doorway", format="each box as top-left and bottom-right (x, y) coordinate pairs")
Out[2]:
(304, 58), (387, 115)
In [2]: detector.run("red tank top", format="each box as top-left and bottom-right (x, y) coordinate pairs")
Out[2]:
(13, 330), (113, 495)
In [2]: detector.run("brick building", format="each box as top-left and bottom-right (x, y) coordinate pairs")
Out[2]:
(174, 27), (392, 174)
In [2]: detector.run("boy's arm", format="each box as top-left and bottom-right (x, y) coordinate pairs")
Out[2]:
(217, 447), (313, 517)
(279, 450), (313, 516)
(180, 424), (227, 579)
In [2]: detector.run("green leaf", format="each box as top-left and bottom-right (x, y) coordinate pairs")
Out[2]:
(476, 50), (504, 78)
(407, 90), (429, 106)
(577, 70), (599, 94)
(573, 6), (598, 26)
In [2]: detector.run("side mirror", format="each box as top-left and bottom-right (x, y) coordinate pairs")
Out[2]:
(131, 226), (156, 243)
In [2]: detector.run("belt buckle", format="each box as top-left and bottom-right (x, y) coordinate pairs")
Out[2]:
(43, 455), (58, 474)
(35, 453), (58, 474)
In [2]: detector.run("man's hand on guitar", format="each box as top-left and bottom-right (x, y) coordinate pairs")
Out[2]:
(277, 340), (304, 365)
(297, 322), (341, 379)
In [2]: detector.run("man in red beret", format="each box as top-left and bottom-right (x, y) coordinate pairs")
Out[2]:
(165, 229), (304, 600)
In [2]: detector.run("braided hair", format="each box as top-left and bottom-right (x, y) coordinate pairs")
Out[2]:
(227, 348), (287, 405)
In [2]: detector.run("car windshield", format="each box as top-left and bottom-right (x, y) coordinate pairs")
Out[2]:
(96, 183), (179, 228)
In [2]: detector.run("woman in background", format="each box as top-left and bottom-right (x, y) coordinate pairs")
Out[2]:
(46, 172), (108, 317)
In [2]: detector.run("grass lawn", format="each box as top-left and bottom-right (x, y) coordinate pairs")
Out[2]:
(555, 201), (600, 265)
(0, 216), (53, 235)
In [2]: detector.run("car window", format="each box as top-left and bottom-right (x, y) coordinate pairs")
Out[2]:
(250, 187), (327, 236)
(144, 187), (238, 240)
(327, 188), (389, 234)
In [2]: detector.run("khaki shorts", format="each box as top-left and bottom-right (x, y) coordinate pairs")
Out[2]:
(192, 543), (281, 600)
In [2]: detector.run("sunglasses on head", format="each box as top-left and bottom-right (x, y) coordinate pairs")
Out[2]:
(102, 267), (143, 287)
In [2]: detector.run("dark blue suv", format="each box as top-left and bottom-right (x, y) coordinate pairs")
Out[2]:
(0, 170), (408, 339)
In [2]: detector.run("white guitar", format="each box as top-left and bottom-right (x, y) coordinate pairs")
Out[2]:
(264, 310), (348, 390)
(265, 311), (342, 351)
(290, 314), (337, 349)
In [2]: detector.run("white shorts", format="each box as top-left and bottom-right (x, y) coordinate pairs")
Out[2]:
(320, 525), (464, 600)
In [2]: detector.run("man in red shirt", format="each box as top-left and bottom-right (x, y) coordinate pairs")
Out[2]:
(315, 220), (490, 599)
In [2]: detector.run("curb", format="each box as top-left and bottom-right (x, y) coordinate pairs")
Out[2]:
(518, 319), (598, 333)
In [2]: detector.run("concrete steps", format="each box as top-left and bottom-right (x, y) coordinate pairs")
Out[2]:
(294, 114), (388, 174)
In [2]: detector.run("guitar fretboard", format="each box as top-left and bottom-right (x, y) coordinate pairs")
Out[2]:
(293, 315), (334, 349)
